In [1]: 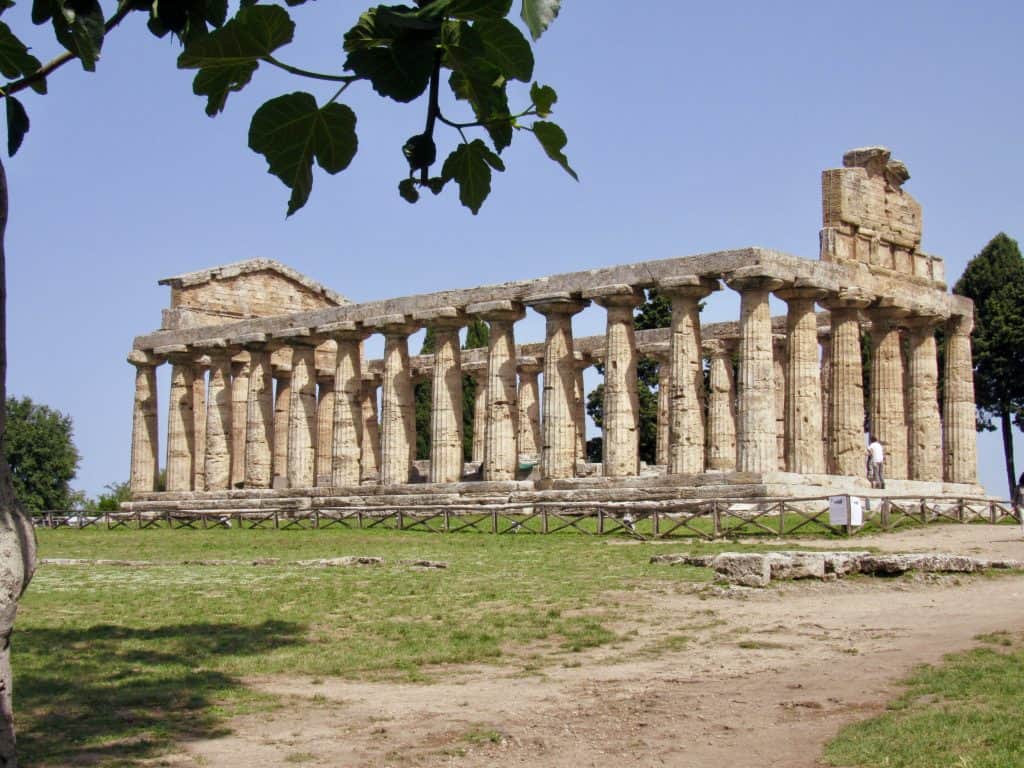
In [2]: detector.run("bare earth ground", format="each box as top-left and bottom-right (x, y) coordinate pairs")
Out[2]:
(161, 525), (1024, 768)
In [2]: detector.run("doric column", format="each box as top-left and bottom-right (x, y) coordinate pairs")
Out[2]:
(822, 289), (873, 476)
(161, 348), (196, 492)
(905, 313), (944, 482)
(317, 322), (368, 487)
(869, 307), (909, 480)
(360, 373), (382, 482)
(315, 366), (336, 486)
(195, 342), (234, 492)
(466, 363), (488, 465)
(516, 356), (543, 462)
(773, 337), (787, 470)
(367, 315), (419, 485)
(235, 333), (275, 489)
(776, 284), (826, 474)
(272, 357), (292, 488)
(725, 269), (784, 473)
(820, 333), (832, 463)
(526, 293), (588, 479)
(573, 355), (588, 463)
(276, 330), (318, 489)
(705, 339), (737, 471)
(944, 312), (978, 484)
(230, 351), (251, 488)
(192, 356), (209, 491)
(128, 351), (161, 494)
(659, 276), (719, 475)
(653, 349), (670, 466)
(585, 285), (645, 478)
(468, 300), (526, 481)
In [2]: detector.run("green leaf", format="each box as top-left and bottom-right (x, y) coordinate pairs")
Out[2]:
(530, 81), (555, 116)
(520, 0), (560, 40)
(343, 7), (437, 103)
(52, 0), (105, 72)
(5, 94), (28, 157)
(205, 0), (228, 27)
(443, 22), (513, 150)
(441, 139), (503, 214)
(474, 18), (532, 82)
(447, 0), (512, 20)
(398, 177), (419, 203)
(248, 92), (358, 216)
(426, 176), (446, 195)
(0, 1), (14, 18)
(532, 120), (577, 180)
(0, 21), (42, 81)
(31, 0), (52, 25)
(178, 5), (295, 116)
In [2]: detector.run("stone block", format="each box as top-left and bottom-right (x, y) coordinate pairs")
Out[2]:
(711, 553), (771, 587)
(765, 551), (827, 580)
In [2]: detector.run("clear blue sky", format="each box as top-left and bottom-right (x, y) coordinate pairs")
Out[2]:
(4, 1), (1022, 498)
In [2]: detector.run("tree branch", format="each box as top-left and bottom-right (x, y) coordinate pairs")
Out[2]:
(262, 56), (357, 84)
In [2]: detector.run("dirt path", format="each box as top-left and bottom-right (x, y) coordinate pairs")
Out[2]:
(163, 525), (1024, 768)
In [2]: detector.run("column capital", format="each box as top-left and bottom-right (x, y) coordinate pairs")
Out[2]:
(948, 312), (974, 336)
(463, 360), (488, 380)
(582, 283), (646, 307)
(127, 349), (163, 367)
(821, 287), (874, 311)
(704, 337), (736, 357)
(270, 326), (320, 347)
(153, 343), (190, 362)
(656, 274), (721, 299)
(230, 332), (279, 351)
(411, 305), (469, 328)
(466, 299), (526, 322)
(643, 341), (670, 363)
(517, 355), (544, 375)
(724, 267), (784, 293)
(193, 338), (241, 359)
(363, 313), (420, 336)
(904, 308), (948, 330)
(316, 319), (371, 342)
(774, 278), (828, 303)
(524, 291), (588, 316)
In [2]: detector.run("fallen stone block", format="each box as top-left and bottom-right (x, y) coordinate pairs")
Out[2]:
(711, 553), (771, 587)
(295, 556), (384, 567)
(765, 552), (827, 580)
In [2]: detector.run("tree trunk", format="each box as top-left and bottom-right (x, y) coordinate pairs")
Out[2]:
(0, 155), (38, 767)
(1001, 406), (1017, 499)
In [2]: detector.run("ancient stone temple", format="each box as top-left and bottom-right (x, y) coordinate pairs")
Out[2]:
(125, 148), (981, 517)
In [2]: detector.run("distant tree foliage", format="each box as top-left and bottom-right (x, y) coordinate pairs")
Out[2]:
(4, 397), (79, 512)
(953, 233), (1024, 496)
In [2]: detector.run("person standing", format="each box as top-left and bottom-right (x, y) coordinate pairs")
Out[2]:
(867, 435), (885, 489)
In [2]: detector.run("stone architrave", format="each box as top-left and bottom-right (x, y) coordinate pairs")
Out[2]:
(584, 285), (645, 477)
(281, 333), (319, 489)
(128, 351), (161, 494)
(704, 339), (737, 471)
(360, 374), (382, 482)
(315, 369), (336, 486)
(905, 313), (944, 482)
(725, 269), (784, 474)
(516, 357), (543, 462)
(317, 322), (368, 487)
(869, 307), (909, 480)
(230, 351), (251, 488)
(192, 356), (209, 491)
(468, 300), (526, 481)
(465, 363), (487, 465)
(272, 362), (292, 488)
(822, 289), (873, 477)
(943, 313), (978, 484)
(160, 348), (196, 492)
(367, 315), (420, 485)
(526, 293), (588, 480)
(200, 343), (235, 492)
(776, 283), (827, 474)
(412, 308), (467, 484)
(234, 334), (275, 489)
(659, 276), (720, 475)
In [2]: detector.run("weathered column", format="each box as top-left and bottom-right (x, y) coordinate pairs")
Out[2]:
(162, 349), (196, 492)
(128, 351), (161, 494)
(820, 334), (832, 463)
(467, 363), (488, 465)
(652, 349), (670, 466)
(272, 359), (292, 488)
(201, 344), (234, 491)
(230, 351), (251, 488)
(516, 357), (543, 462)
(776, 284), (826, 474)
(585, 285), (645, 478)
(236, 334), (274, 489)
(279, 332), (318, 489)
(368, 316), (419, 485)
(704, 339), (737, 471)
(725, 269), (783, 473)
(469, 300), (526, 481)
(822, 290), (873, 476)
(526, 293), (588, 480)
(943, 312), (978, 484)
(773, 337), (787, 471)
(192, 357), (209, 491)
(315, 367), (336, 486)
(360, 373), (382, 482)
(905, 313), (944, 482)
(659, 276), (719, 475)
(573, 356), (588, 463)
(869, 307), (909, 480)
(318, 322), (368, 487)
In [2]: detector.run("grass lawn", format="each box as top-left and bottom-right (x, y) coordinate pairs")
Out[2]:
(15, 526), (719, 766)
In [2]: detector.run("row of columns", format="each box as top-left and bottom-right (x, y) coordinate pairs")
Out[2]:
(130, 274), (978, 493)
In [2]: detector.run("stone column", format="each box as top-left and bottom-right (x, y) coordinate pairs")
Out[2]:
(230, 352), (251, 488)
(659, 276), (719, 475)
(192, 357), (209, 492)
(466, 363), (488, 465)
(237, 335), (274, 489)
(128, 351), (161, 494)
(776, 284), (826, 474)
(773, 337), (787, 470)
(725, 270), (784, 474)
(905, 314), (944, 482)
(468, 300), (526, 481)
(822, 290), (872, 476)
(315, 369), (336, 486)
(820, 334), (832, 464)
(585, 285), (645, 478)
(368, 316), (419, 485)
(573, 356), (588, 463)
(943, 312), (978, 484)
(705, 339), (737, 471)
(281, 334), (318, 489)
(201, 345), (234, 491)
(516, 357), (543, 462)
(869, 307), (909, 480)
(317, 322), (368, 487)
(526, 293), (588, 480)
(653, 350), (670, 466)
(360, 373), (382, 482)
(272, 361), (292, 488)
(162, 349), (196, 492)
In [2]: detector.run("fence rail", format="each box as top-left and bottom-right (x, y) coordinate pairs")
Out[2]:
(35, 496), (1022, 539)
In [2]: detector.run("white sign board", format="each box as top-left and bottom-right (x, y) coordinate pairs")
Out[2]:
(828, 495), (863, 526)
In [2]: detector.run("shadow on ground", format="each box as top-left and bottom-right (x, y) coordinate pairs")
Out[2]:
(14, 620), (304, 767)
